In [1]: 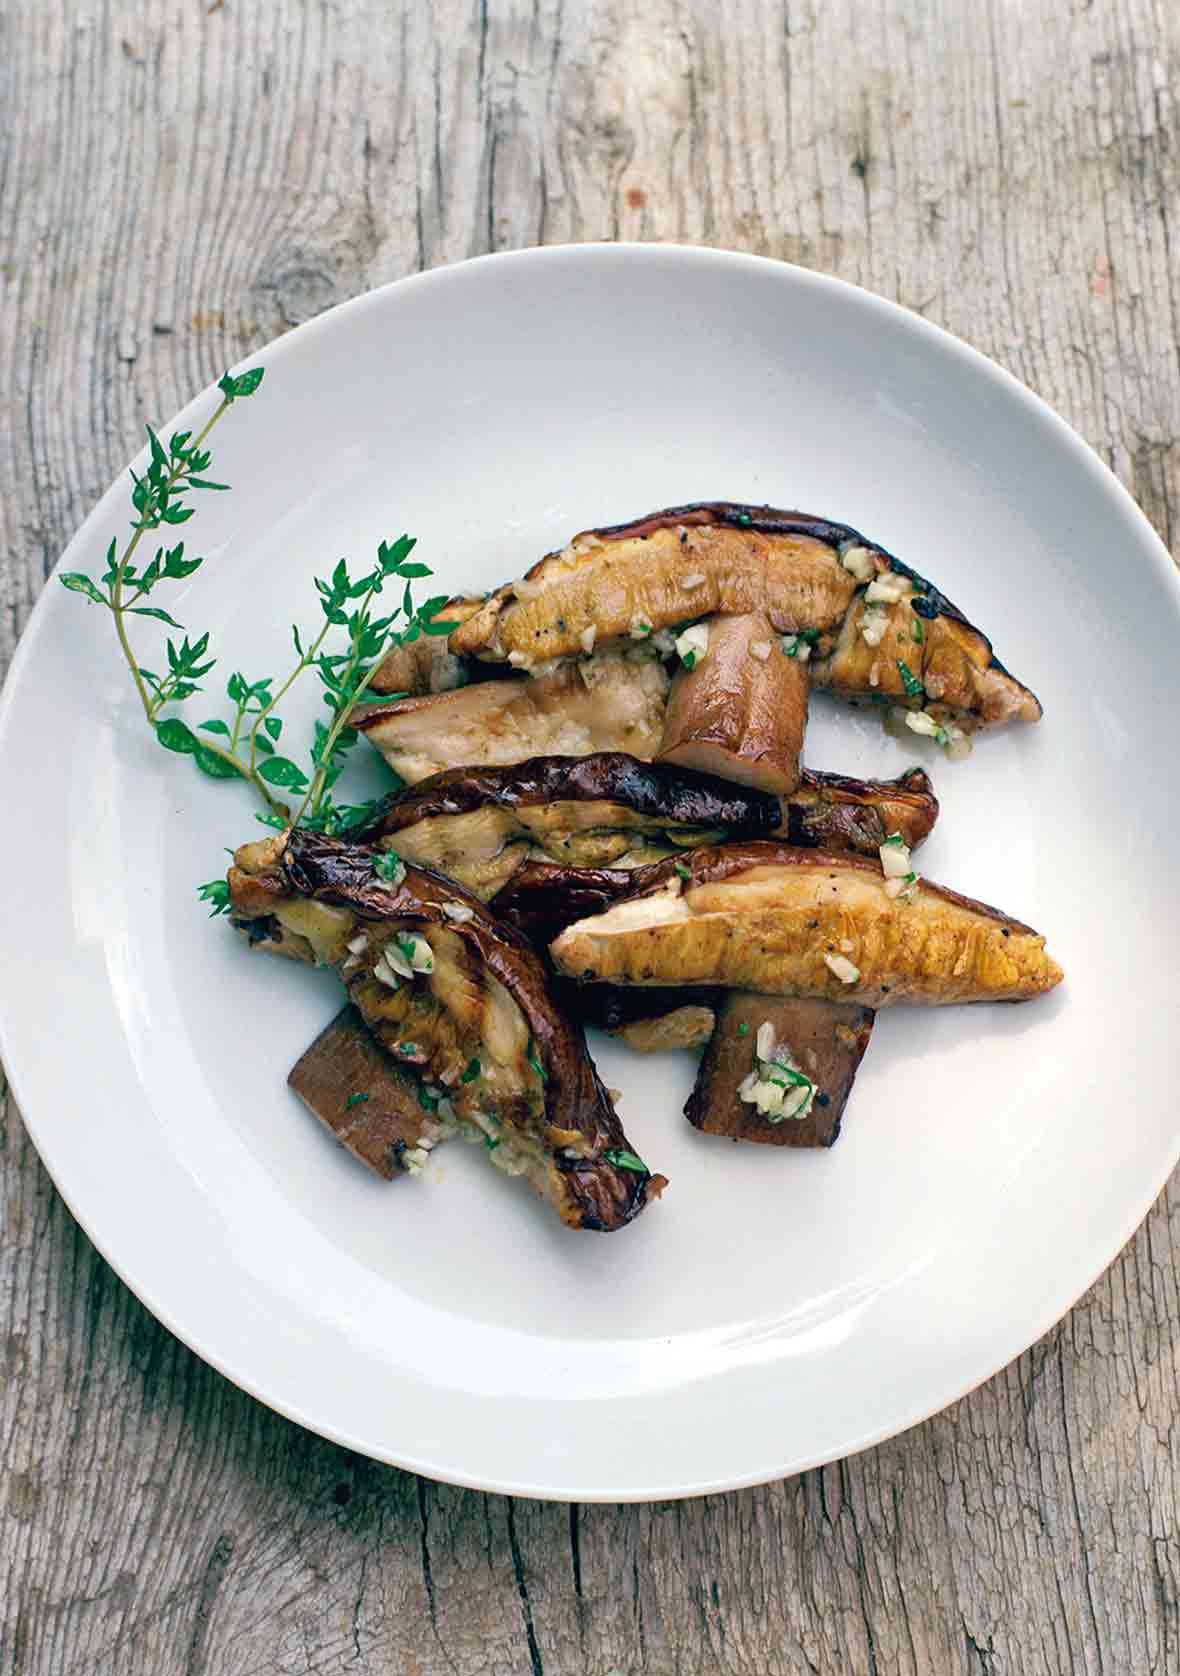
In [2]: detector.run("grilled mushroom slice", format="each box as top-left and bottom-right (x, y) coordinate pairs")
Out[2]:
(289, 1005), (445, 1179)
(353, 752), (779, 899)
(657, 610), (811, 794)
(685, 994), (875, 1148)
(355, 646), (670, 784)
(491, 767), (941, 946)
(549, 842), (1063, 1006)
(227, 830), (665, 1231)
(450, 502), (1040, 736)
(492, 765), (940, 1051)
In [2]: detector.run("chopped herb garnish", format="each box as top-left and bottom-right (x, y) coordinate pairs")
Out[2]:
(604, 1147), (648, 1173)
(345, 1092), (370, 1109)
(374, 848), (404, 882)
(736, 1021), (749, 1037)
(881, 832), (905, 847)
(796, 627), (821, 644)
(682, 650), (697, 671)
(460, 1057), (481, 1083)
(526, 1041), (547, 1081)
(736, 513), (752, 527)
(197, 877), (231, 916)
(674, 862), (692, 882)
(911, 618), (924, 644)
(896, 659), (925, 701)
(397, 1042), (416, 1055)
(485, 1135), (501, 1150)
(417, 1085), (440, 1113)
(903, 871), (918, 884)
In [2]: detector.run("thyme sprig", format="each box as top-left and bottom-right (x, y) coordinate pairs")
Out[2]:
(60, 368), (454, 906)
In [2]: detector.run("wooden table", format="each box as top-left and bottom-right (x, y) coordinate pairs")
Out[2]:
(3, 4), (1178, 1670)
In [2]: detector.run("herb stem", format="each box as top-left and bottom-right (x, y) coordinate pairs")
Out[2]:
(248, 617), (333, 776)
(107, 396), (234, 725)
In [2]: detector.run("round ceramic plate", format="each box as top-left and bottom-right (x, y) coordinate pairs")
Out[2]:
(2, 245), (1177, 1500)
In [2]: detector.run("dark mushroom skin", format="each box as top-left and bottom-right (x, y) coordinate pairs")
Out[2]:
(657, 610), (812, 794)
(352, 752), (780, 897)
(449, 502), (1041, 732)
(227, 830), (665, 1231)
(549, 841), (1065, 1007)
(784, 766), (938, 853)
(685, 994), (875, 1148)
(288, 1005), (437, 1180)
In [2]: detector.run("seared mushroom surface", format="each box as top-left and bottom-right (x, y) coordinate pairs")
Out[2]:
(355, 646), (670, 783)
(228, 831), (665, 1231)
(450, 502), (1040, 735)
(685, 994), (875, 1148)
(549, 842), (1064, 1006)
(289, 1005), (441, 1179)
(354, 752), (779, 898)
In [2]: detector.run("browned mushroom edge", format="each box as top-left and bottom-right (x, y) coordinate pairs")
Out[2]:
(354, 752), (781, 839)
(232, 829), (665, 1231)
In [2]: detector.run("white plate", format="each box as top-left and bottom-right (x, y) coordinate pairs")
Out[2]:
(2, 245), (1177, 1501)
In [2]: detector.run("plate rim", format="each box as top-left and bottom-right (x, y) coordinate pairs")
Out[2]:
(2, 240), (1178, 1501)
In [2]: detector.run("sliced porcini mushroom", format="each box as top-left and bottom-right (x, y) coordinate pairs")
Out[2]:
(352, 752), (780, 899)
(783, 766), (939, 854)
(288, 1005), (447, 1179)
(549, 841), (1064, 1006)
(366, 595), (485, 697)
(354, 646), (670, 783)
(685, 993), (874, 1148)
(490, 767), (942, 947)
(657, 610), (811, 794)
(227, 830), (665, 1231)
(449, 502), (1041, 734)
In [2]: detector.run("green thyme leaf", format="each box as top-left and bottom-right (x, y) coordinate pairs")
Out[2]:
(881, 832), (905, 847)
(345, 1092), (370, 1109)
(682, 650), (697, 671)
(461, 1057), (482, 1083)
(217, 367), (265, 400)
(193, 744), (241, 779)
(526, 1041), (548, 1081)
(674, 862), (692, 882)
(156, 717), (199, 755)
(604, 1147), (648, 1173)
(59, 573), (108, 606)
(257, 755), (309, 790)
(736, 1022), (749, 1037)
(128, 605), (185, 628)
(197, 877), (231, 916)
(199, 719), (231, 737)
(417, 1084), (440, 1114)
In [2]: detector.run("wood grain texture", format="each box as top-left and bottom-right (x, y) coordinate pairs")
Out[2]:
(3, 1), (1179, 1671)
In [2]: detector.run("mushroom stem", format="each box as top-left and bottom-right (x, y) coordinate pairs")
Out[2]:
(657, 611), (810, 795)
(685, 993), (875, 1147)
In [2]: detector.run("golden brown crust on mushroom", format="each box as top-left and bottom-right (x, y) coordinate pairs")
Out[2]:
(447, 502), (1041, 730)
(548, 841), (1064, 1006)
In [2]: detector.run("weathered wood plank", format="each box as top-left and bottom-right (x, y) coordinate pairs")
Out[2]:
(3, 1), (1179, 1672)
